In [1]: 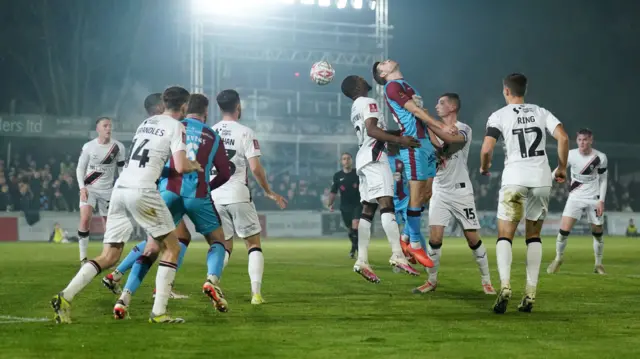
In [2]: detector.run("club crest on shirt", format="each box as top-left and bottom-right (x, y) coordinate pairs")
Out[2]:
(369, 103), (378, 113)
(253, 139), (260, 150)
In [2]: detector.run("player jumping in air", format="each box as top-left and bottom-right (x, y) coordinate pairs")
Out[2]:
(111, 93), (232, 319)
(103, 93), (191, 300)
(341, 75), (422, 282)
(328, 152), (361, 258)
(480, 73), (569, 314)
(413, 93), (495, 295)
(75, 117), (126, 265)
(547, 128), (608, 275)
(373, 59), (465, 267)
(211, 89), (287, 305)
(51, 86), (203, 324)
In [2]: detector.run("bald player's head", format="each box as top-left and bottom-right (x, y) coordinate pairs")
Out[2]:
(144, 93), (164, 116)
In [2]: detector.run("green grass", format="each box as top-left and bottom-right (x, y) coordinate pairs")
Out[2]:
(0, 237), (639, 359)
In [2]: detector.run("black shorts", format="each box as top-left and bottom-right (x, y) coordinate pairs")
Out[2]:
(340, 204), (363, 229)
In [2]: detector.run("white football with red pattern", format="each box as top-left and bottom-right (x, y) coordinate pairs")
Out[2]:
(310, 61), (335, 86)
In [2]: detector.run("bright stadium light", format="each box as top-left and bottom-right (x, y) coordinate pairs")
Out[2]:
(368, 0), (376, 10)
(281, 0), (295, 3)
(300, 0), (315, 4)
(318, 0), (331, 7)
(336, 0), (347, 9)
(351, 0), (363, 9)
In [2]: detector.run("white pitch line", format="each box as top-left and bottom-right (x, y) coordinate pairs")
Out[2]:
(0, 315), (50, 324)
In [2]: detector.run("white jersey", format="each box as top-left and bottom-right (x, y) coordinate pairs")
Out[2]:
(211, 120), (261, 205)
(567, 148), (608, 200)
(486, 103), (561, 188)
(116, 115), (186, 189)
(76, 138), (126, 192)
(433, 121), (473, 195)
(350, 97), (388, 171)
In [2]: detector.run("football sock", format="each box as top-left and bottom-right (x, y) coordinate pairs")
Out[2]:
(223, 249), (231, 270)
(349, 229), (358, 254)
(470, 240), (491, 283)
(207, 242), (226, 283)
(593, 232), (604, 266)
(248, 248), (264, 295)
(496, 237), (512, 287)
(62, 260), (101, 302)
(380, 210), (403, 258)
(525, 238), (542, 291)
(122, 255), (155, 300)
(176, 241), (188, 269)
(78, 230), (89, 261)
(427, 241), (442, 282)
(357, 215), (372, 264)
(115, 241), (146, 275)
(406, 207), (423, 248)
(151, 261), (177, 316)
(555, 230), (569, 261)
(419, 233), (427, 253)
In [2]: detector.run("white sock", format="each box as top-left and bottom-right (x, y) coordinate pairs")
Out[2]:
(400, 232), (410, 243)
(593, 235), (604, 265)
(151, 262), (177, 316)
(426, 242), (441, 283)
(111, 269), (123, 282)
(525, 239), (542, 289)
(119, 289), (132, 306)
(555, 231), (569, 260)
(410, 241), (422, 250)
(471, 241), (491, 283)
(78, 233), (89, 261)
(248, 249), (264, 295)
(207, 274), (220, 284)
(357, 219), (372, 264)
(381, 212), (403, 258)
(223, 250), (230, 269)
(62, 261), (100, 301)
(496, 239), (512, 287)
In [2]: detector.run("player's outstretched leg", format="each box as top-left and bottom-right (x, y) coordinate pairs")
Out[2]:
(464, 231), (495, 294)
(592, 230), (605, 274)
(52, 243), (124, 323)
(149, 232), (184, 324)
(202, 223), (229, 312)
(353, 209), (380, 283)
(378, 201), (419, 277)
(103, 240), (146, 294)
(548, 229), (569, 274)
(113, 253), (157, 319)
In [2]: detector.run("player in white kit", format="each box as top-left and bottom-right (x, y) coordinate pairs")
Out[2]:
(341, 75), (422, 283)
(51, 86), (202, 324)
(547, 128), (608, 275)
(75, 117), (126, 264)
(211, 89), (287, 305)
(413, 93), (495, 295)
(480, 74), (569, 314)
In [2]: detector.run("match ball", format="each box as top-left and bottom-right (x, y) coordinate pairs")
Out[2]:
(310, 61), (335, 86)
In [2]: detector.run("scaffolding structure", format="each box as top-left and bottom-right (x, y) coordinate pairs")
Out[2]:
(188, 1), (391, 173)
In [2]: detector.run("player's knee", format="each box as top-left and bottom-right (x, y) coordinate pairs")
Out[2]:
(360, 212), (374, 223)
(496, 237), (513, 245)
(361, 201), (378, 216)
(136, 253), (158, 265)
(558, 229), (570, 238)
(244, 234), (261, 250)
(464, 229), (480, 247)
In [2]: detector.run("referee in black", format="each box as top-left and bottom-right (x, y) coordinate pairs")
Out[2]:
(328, 152), (362, 258)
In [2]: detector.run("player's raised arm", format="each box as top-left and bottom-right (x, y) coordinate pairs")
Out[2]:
(208, 140), (231, 191)
(480, 115), (501, 176)
(364, 117), (419, 148)
(76, 145), (90, 201)
(246, 133), (287, 209)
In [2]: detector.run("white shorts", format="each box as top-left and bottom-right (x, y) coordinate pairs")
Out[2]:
(429, 191), (480, 230)
(103, 187), (175, 244)
(80, 189), (112, 217)
(357, 161), (394, 203)
(497, 185), (551, 222)
(215, 202), (261, 240)
(562, 197), (604, 226)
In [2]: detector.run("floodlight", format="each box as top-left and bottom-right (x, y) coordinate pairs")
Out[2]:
(336, 0), (347, 9)
(351, 0), (363, 9)
(281, 0), (295, 3)
(368, 0), (376, 10)
(300, 0), (315, 4)
(318, 0), (331, 7)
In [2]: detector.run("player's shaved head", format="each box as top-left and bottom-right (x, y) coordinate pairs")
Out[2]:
(163, 86), (190, 112)
(144, 93), (163, 115)
(341, 75), (372, 100)
(187, 94), (209, 116)
(503, 73), (527, 97)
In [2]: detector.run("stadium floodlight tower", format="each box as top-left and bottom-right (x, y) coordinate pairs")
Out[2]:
(189, 0), (391, 175)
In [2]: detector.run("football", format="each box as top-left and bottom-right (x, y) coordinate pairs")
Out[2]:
(310, 61), (335, 85)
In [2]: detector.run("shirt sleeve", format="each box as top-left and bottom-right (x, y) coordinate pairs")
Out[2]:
(542, 108), (561, 134)
(384, 82), (410, 107)
(116, 142), (126, 167)
(244, 129), (262, 159)
(170, 121), (187, 154)
(209, 140), (231, 191)
(485, 113), (502, 139)
(330, 173), (339, 194)
(598, 153), (608, 174)
(76, 144), (90, 189)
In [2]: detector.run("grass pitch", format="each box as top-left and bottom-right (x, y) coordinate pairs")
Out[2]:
(0, 237), (639, 359)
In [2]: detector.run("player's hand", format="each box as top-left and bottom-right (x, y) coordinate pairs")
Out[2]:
(479, 166), (490, 176)
(267, 192), (288, 209)
(596, 200), (604, 217)
(189, 160), (204, 173)
(445, 125), (459, 136)
(554, 167), (567, 184)
(328, 204), (334, 212)
(398, 136), (420, 149)
(79, 188), (88, 202)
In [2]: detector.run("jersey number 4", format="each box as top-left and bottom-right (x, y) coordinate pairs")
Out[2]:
(512, 128), (545, 158)
(210, 149), (237, 177)
(126, 139), (151, 168)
